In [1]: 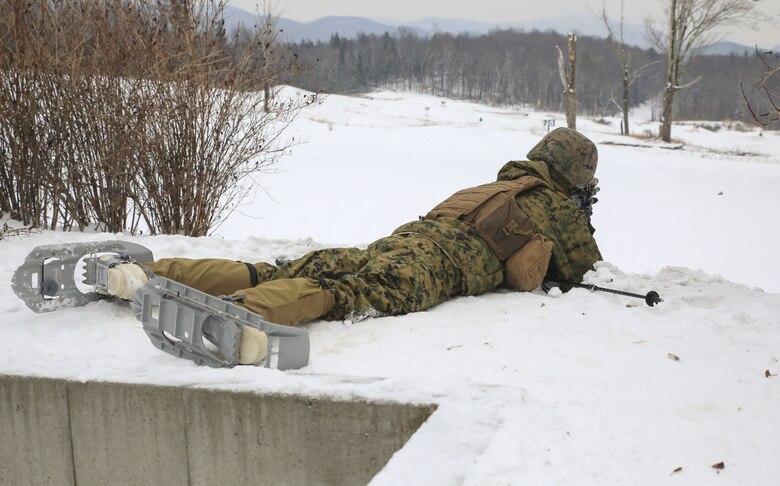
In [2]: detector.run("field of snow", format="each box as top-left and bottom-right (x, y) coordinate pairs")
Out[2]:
(2, 89), (780, 485)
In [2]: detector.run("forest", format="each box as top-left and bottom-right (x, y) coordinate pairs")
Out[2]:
(285, 28), (774, 127)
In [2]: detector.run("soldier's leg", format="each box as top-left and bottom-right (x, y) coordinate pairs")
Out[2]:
(322, 234), (461, 321)
(219, 247), (368, 325)
(271, 247), (368, 280)
(224, 237), (458, 325)
(144, 258), (276, 296)
(229, 277), (336, 325)
(144, 248), (368, 297)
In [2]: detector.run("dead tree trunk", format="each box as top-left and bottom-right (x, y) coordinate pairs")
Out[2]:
(557, 33), (577, 130)
(622, 65), (630, 135)
(660, 0), (678, 142)
(600, 1), (633, 136)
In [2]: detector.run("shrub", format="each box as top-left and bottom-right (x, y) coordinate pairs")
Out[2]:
(0, 0), (311, 236)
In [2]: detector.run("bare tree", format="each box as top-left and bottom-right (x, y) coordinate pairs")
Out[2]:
(600, 2), (633, 134)
(742, 49), (780, 126)
(256, 2), (285, 113)
(599, 1), (664, 135)
(556, 33), (577, 130)
(646, 0), (764, 142)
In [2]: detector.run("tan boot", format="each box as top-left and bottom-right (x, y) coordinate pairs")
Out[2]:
(239, 326), (269, 365)
(99, 256), (150, 300)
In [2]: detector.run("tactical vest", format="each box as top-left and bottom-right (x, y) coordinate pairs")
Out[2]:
(426, 176), (554, 292)
(426, 176), (545, 261)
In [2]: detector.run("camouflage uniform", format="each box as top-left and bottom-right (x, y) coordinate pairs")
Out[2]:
(145, 128), (602, 325)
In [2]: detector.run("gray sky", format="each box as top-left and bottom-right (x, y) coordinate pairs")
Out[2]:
(230, 0), (779, 47)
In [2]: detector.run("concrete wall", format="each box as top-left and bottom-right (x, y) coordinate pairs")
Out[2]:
(0, 374), (435, 486)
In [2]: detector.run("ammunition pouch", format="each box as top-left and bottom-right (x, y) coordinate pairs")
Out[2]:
(426, 176), (552, 291)
(504, 234), (553, 291)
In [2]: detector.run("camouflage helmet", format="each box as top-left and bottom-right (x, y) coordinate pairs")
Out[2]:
(526, 128), (598, 190)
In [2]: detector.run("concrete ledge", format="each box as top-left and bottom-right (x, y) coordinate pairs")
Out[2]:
(0, 374), (435, 486)
(0, 376), (73, 485)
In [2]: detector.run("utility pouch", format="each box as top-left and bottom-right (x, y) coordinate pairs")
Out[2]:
(426, 176), (545, 261)
(504, 234), (553, 291)
(470, 191), (535, 260)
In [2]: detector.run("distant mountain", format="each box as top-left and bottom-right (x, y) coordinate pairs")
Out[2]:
(510, 15), (652, 48)
(276, 16), (428, 43)
(369, 16), (500, 36)
(697, 41), (763, 56)
(372, 14), (652, 47)
(221, 6), (766, 55)
(224, 8), (649, 45)
(222, 7), (427, 42)
(222, 5), (259, 29)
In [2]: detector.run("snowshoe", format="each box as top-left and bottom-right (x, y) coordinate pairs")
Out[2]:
(132, 277), (310, 370)
(11, 240), (154, 313)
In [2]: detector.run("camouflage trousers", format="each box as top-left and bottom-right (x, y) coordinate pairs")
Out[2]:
(144, 233), (461, 325)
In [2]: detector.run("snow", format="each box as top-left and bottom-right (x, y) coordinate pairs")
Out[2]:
(2, 89), (780, 485)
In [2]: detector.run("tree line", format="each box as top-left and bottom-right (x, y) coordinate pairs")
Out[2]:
(286, 28), (775, 129)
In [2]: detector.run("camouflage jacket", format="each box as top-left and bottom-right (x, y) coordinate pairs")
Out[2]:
(393, 160), (601, 296)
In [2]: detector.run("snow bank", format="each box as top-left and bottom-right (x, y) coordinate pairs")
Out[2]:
(2, 90), (779, 484)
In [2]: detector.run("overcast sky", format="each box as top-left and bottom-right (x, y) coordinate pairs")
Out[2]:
(229, 0), (779, 47)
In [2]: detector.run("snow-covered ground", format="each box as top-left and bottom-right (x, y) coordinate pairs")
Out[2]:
(2, 90), (780, 485)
